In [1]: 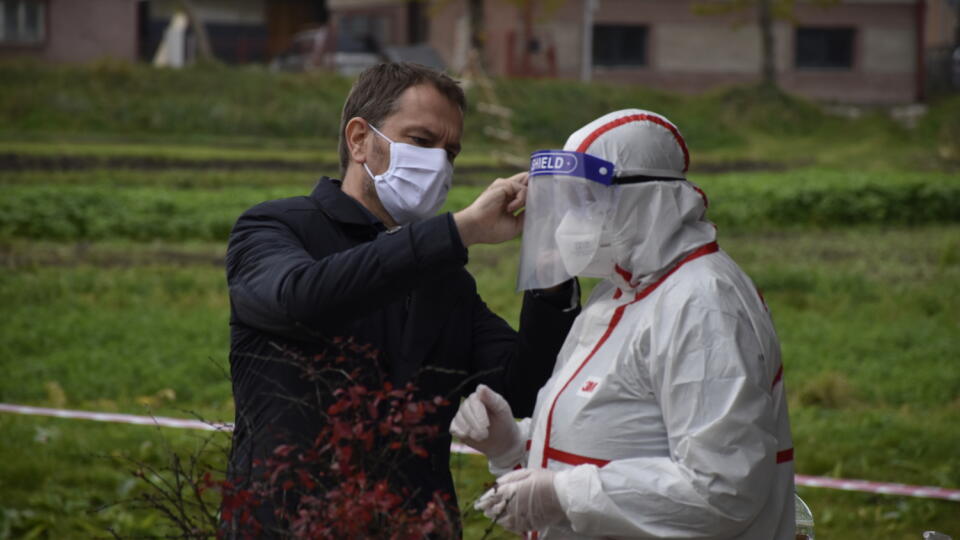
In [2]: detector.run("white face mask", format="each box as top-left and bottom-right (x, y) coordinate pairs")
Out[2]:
(554, 209), (604, 276)
(363, 123), (453, 225)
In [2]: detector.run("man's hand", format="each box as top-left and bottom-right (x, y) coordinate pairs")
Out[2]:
(454, 172), (528, 247)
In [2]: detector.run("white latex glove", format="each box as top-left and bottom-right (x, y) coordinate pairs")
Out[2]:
(474, 468), (563, 534)
(449, 384), (524, 469)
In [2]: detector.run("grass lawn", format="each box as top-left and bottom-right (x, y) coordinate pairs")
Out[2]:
(2, 223), (958, 538)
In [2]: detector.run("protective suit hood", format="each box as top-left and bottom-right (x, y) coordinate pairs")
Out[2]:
(563, 109), (716, 291)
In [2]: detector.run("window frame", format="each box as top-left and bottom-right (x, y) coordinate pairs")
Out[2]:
(0, 0), (49, 47)
(592, 23), (650, 68)
(794, 25), (857, 71)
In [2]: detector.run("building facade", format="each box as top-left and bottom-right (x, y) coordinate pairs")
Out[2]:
(2, 0), (949, 103)
(0, 0), (326, 64)
(421, 0), (928, 104)
(0, 0), (139, 63)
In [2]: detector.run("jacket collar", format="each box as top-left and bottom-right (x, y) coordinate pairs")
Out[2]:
(310, 177), (386, 231)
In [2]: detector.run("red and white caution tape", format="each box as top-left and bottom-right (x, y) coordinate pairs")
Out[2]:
(0, 403), (232, 432)
(795, 474), (960, 502)
(3, 403), (959, 502)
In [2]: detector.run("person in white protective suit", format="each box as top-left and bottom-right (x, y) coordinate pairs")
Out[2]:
(450, 109), (796, 539)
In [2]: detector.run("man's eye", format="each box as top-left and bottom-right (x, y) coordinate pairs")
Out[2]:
(411, 136), (429, 146)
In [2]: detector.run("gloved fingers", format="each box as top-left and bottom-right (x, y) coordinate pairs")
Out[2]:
(489, 468), (563, 533)
(450, 391), (490, 442)
(479, 484), (526, 533)
(495, 467), (534, 486)
(477, 383), (513, 418)
(477, 486), (515, 528)
(474, 485), (505, 513)
(482, 499), (511, 528)
(449, 409), (477, 442)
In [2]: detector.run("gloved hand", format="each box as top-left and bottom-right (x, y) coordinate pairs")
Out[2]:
(474, 468), (563, 533)
(449, 384), (523, 469)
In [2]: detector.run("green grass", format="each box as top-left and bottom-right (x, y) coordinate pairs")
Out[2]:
(0, 60), (353, 141)
(3, 60), (958, 171)
(0, 139), (337, 164)
(0, 264), (231, 413)
(0, 414), (228, 537)
(2, 225), (958, 538)
(0, 168), (320, 189)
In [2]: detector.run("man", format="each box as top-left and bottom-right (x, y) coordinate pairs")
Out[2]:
(452, 109), (796, 538)
(223, 62), (579, 535)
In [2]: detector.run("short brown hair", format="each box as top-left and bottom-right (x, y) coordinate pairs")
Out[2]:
(338, 62), (467, 176)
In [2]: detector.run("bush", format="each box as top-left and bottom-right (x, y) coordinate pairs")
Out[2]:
(0, 186), (298, 242)
(766, 183), (960, 226)
(2, 180), (959, 243)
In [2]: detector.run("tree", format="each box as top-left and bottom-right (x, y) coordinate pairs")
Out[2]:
(693, 0), (839, 89)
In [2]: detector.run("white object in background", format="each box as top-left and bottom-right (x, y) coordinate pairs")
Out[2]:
(923, 532), (953, 540)
(795, 493), (815, 540)
(153, 12), (189, 68)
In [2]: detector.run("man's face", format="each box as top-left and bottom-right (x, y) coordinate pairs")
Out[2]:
(365, 83), (463, 176)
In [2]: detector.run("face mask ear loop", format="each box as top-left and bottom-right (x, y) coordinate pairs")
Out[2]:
(367, 122), (393, 144)
(363, 121), (393, 180)
(363, 162), (378, 181)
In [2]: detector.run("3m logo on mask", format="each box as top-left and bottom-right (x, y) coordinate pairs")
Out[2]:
(576, 377), (602, 397)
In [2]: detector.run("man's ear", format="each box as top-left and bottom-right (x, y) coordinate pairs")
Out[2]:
(345, 117), (369, 165)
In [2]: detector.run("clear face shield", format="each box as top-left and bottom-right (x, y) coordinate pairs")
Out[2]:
(517, 150), (617, 291)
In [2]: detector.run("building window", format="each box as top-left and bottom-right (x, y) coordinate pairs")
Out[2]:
(795, 27), (854, 69)
(0, 0), (46, 44)
(337, 14), (387, 53)
(593, 25), (648, 67)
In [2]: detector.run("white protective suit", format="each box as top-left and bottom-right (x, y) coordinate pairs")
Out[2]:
(507, 110), (796, 539)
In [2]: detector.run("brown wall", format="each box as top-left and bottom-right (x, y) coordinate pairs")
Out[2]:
(0, 0), (138, 63)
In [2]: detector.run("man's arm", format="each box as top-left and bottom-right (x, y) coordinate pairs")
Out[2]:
(227, 208), (466, 339)
(469, 280), (580, 417)
(229, 171), (533, 341)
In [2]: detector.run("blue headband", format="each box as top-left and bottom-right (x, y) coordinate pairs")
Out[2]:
(529, 150), (616, 186)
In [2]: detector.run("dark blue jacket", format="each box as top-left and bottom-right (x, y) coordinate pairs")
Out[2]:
(224, 177), (578, 533)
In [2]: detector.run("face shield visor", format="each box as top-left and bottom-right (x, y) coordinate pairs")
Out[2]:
(517, 150), (616, 291)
